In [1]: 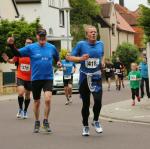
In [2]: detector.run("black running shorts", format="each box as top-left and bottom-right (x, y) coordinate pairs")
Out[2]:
(17, 78), (32, 91)
(32, 80), (53, 100)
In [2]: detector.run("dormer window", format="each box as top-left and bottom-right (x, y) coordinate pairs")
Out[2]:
(112, 24), (116, 36)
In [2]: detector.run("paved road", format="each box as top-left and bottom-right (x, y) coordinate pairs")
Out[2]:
(0, 86), (150, 149)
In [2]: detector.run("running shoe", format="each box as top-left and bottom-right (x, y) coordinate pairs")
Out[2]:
(137, 97), (141, 102)
(92, 121), (103, 133)
(65, 97), (70, 105)
(42, 119), (52, 133)
(82, 126), (90, 136)
(132, 100), (135, 106)
(23, 111), (28, 119)
(16, 109), (23, 118)
(69, 98), (72, 104)
(65, 101), (70, 105)
(33, 121), (40, 133)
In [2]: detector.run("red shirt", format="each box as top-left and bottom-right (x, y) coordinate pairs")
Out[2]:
(13, 57), (31, 81)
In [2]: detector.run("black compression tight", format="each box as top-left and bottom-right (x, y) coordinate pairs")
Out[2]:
(79, 79), (103, 126)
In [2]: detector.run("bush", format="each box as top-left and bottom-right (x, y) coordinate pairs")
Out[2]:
(112, 42), (140, 72)
(0, 18), (41, 62)
(60, 49), (68, 60)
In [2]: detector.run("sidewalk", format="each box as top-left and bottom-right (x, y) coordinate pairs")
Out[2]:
(101, 98), (150, 124)
(0, 94), (17, 102)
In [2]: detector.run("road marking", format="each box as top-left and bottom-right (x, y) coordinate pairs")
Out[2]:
(115, 107), (132, 112)
(133, 115), (150, 118)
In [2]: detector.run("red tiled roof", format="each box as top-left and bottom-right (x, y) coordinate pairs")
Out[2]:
(116, 11), (135, 33)
(115, 4), (138, 26)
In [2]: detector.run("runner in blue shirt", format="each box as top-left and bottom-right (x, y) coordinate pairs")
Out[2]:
(7, 29), (61, 133)
(67, 25), (104, 136)
(139, 57), (150, 98)
(61, 53), (76, 105)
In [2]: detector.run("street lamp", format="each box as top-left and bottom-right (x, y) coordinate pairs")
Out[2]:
(62, 6), (71, 52)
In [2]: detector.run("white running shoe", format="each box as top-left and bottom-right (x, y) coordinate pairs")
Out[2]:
(23, 111), (28, 119)
(82, 126), (90, 136)
(16, 109), (23, 118)
(92, 121), (103, 133)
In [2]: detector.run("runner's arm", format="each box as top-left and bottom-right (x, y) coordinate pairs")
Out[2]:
(53, 46), (62, 67)
(7, 37), (30, 57)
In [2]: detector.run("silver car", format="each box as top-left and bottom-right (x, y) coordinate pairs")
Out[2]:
(52, 64), (80, 94)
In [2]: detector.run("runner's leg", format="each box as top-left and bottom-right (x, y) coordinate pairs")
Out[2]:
(140, 78), (144, 98)
(79, 79), (91, 126)
(44, 91), (52, 120)
(145, 78), (150, 98)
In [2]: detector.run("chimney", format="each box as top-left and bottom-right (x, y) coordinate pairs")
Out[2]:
(119, 0), (124, 7)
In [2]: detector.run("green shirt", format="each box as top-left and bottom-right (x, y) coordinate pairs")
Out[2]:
(128, 71), (141, 89)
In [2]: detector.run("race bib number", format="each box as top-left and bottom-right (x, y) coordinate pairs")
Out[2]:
(85, 58), (99, 69)
(106, 68), (110, 72)
(20, 64), (30, 72)
(116, 69), (120, 73)
(64, 75), (71, 79)
(130, 75), (137, 81)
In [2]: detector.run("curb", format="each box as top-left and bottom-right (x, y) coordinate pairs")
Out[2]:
(100, 114), (150, 125)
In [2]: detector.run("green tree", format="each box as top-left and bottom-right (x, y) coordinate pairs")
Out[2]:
(112, 43), (140, 72)
(139, 1), (150, 42)
(60, 49), (68, 60)
(0, 18), (41, 62)
(69, 0), (101, 46)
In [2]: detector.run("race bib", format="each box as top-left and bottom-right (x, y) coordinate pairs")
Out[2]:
(106, 68), (110, 72)
(20, 64), (30, 72)
(130, 75), (137, 81)
(116, 69), (120, 73)
(85, 58), (99, 69)
(64, 75), (71, 79)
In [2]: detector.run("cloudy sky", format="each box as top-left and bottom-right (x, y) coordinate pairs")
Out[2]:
(114, 0), (149, 10)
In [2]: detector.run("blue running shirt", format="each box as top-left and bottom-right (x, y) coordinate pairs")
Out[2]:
(71, 41), (104, 84)
(19, 42), (59, 81)
(61, 60), (76, 78)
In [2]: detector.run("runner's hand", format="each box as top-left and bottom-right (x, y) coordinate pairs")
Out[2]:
(57, 61), (62, 68)
(7, 37), (15, 45)
(2, 53), (9, 62)
(81, 54), (89, 61)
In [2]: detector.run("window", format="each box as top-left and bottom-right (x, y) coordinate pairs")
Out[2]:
(48, 0), (55, 7)
(59, 0), (64, 8)
(3, 72), (16, 85)
(59, 10), (64, 27)
(112, 24), (115, 35)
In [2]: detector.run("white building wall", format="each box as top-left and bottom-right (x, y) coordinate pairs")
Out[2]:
(128, 33), (134, 44)
(99, 28), (110, 58)
(0, 0), (18, 20)
(0, 63), (16, 72)
(16, 0), (70, 37)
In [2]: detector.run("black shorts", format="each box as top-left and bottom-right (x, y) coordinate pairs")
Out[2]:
(17, 78), (32, 91)
(118, 74), (124, 80)
(63, 75), (73, 87)
(115, 73), (124, 80)
(32, 80), (53, 100)
(105, 73), (112, 81)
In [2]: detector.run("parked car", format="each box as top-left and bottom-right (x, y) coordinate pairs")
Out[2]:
(52, 64), (80, 94)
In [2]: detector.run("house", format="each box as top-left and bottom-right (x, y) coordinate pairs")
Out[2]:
(15, 0), (72, 51)
(0, 0), (19, 20)
(115, 4), (145, 50)
(96, 1), (135, 57)
(0, 0), (19, 72)
(0, 0), (20, 94)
